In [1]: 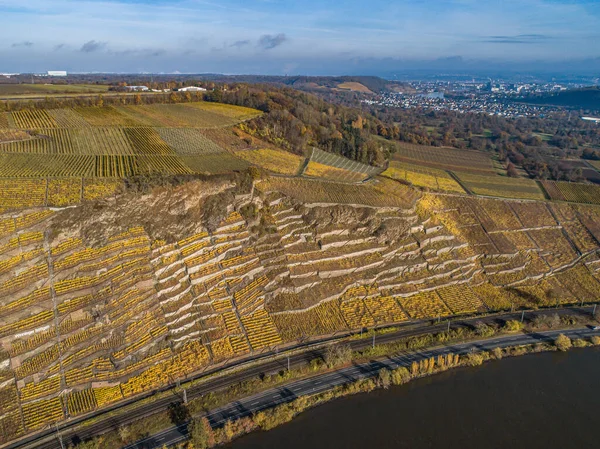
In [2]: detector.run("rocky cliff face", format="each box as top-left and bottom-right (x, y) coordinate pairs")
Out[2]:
(1, 176), (599, 442)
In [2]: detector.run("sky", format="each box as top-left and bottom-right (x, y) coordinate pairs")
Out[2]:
(1, 0), (600, 75)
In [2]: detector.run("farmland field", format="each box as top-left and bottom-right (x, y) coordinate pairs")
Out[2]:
(235, 148), (304, 175)
(389, 141), (496, 174)
(156, 128), (224, 155)
(144, 104), (239, 128)
(382, 161), (465, 193)
(183, 102), (262, 120)
(0, 84), (110, 95)
(0, 154), (94, 177)
(455, 172), (546, 200)
(0, 103), (262, 187)
(0, 104), (256, 131)
(541, 181), (600, 205)
(336, 82), (373, 93)
(181, 154), (249, 174)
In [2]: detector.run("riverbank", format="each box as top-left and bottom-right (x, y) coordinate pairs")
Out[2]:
(111, 326), (600, 449)
(225, 344), (600, 449)
(186, 331), (599, 449)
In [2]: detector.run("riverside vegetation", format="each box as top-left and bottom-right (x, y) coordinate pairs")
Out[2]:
(71, 313), (600, 449)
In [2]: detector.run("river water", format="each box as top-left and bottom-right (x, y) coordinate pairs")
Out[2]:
(225, 347), (600, 449)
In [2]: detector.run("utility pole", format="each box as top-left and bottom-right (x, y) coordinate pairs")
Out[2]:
(182, 388), (188, 404)
(372, 334), (375, 349)
(447, 320), (450, 333)
(287, 356), (290, 372)
(593, 304), (597, 316)
(520, 310), (525, 323)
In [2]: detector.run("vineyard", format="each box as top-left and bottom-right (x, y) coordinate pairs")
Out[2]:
(455, 172), (546, 200)
(541, 181), (600, 205)
(258, 176), (419, 208)
(382, 161), (465, 193)
(3, 101), (600, 446)
(0, 177), (121, 209)
(304, 147), (382, 182)
(0, 177), (600, 443)
(183, 102), (262, 120)
(0, 102), (261, 195)
(235, 148), (305, 175)
(390, 141), (496, 174)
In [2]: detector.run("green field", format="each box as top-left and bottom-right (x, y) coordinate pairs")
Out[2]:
(0, 84), (110, 95)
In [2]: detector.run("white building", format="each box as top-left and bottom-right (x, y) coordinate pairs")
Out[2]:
(47, 71), (67, 77)
(124, 86), (149, 92)
(178, 86), (207, 92)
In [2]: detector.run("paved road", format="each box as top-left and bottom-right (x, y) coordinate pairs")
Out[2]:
(4, 306), (596, 449)
(123, 327), (600, 449)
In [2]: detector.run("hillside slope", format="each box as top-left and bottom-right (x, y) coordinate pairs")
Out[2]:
(1, 174), (600, 444)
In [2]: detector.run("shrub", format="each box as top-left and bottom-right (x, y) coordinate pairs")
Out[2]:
(503, 320), (523, 333)
(475, 322), (496, 338)
(391, 367), (411, 386)
(572, 338), (589, 348)
(591, 336), (600, 346)
(554, 334), (572, 352)
(491, 347), (503, 360)
(324, 345), (352, 369)
(378, 368), (391, 389)
(464, 353), (485, 366)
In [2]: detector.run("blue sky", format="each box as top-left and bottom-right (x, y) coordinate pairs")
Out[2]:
(1, 0), (599, 74)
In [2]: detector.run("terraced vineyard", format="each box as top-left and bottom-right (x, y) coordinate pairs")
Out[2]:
(1, 174), (600, 445)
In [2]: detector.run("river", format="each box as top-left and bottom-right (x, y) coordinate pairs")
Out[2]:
(225, 347), (600, 449)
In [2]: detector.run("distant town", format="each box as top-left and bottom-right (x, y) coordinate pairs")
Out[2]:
(364, 80), (593, 118)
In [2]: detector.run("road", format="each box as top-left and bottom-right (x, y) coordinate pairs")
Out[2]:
(3, 306), (596, 449)
(124, 327), (600, 449)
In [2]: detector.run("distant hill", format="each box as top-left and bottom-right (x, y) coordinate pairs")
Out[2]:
(192, 74), (407, 94)
(520, 86), (600, 111)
